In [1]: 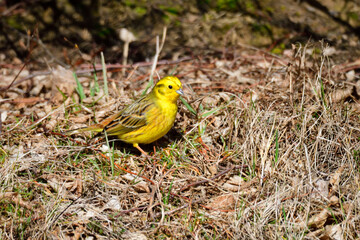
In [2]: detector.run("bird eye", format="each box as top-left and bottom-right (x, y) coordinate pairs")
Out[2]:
(168, 85), (173, 89)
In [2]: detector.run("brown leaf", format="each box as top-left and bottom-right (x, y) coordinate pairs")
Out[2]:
(306, 229), (324, 239)
(102, 196), (122, 211)
(330, 87), (353, 103)
(308, 208), (330, 229)
(122, 231), (148, 240)
(0, 192), (33, 210)
(122, 173), (150, 193)
(329, 166), (344, 194)
(312, 179), (329, 200)
(46, 104), (66, 131)
(329, 196), (339, 206)
(72, 224), (85, 240)
(341, 202), (353, 215)
(206, 194), (235, 210)
(356, 80), (360, 96)
(51, 66), (76, 104)
(227, 175), (244, 186)
(69, 114), (90, 123)
(208, 164), (218, 176)
(322, 224), (343, 240)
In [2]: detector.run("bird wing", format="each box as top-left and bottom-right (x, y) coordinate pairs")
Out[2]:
(103, 96), (154, 136)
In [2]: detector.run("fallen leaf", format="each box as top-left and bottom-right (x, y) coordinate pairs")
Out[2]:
(0, 192), (33, 210)
(356, 80), (360, 96)
(51, 66), (76, 104)
(329, 196), (339, 206)
(308, 208), (330, 229)
(330, 87), (353, 103)
(323, 224), (343, 240)
(323, 47), (336, 56)
(223, 183), (240, 192)
(208, 164), (218, 176)
(46, 104), (66, 131)
(122, 173), (150, 193)
(329, 166), (344, 194)
(227, 175), (245, 186)
(69, 114), (90, 123)
(312, 179), (329, 199)
(122, 231), (148, 240)
(345, 70), (355, 81)
(73, 224), (85, 240)
(0, 111), (7, 122)
(102, 196), (122, 211)
(206, 194), (235, 210)
(306, 228), (324, 239)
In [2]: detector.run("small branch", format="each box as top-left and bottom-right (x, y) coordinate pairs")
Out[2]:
(2, 61), (28, 94)
(180, 165), (248, 191)
(100, 52), (108, 96)
(150, 27), (167, 81)
(142, 27), (168, 95)
(154, 198), (203, 218)
(48, 194), (83, 228)
(113, 205), (150, 218)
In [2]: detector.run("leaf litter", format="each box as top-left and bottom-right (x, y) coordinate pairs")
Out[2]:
(0, 42), (360, 239)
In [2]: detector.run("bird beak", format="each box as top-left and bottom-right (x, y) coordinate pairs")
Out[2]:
(176, 88), (184, 95)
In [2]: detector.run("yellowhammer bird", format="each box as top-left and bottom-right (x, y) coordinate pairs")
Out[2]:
(67, 76), (183, 155)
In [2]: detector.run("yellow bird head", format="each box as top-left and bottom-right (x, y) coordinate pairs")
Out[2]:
(152, 76), (183, 103)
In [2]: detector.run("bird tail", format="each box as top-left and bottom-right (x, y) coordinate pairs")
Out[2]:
(63, 124), (104, 136)
(63, 112), (119, 136)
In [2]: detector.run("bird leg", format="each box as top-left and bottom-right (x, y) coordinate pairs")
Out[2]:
(133, 143), (149, 157)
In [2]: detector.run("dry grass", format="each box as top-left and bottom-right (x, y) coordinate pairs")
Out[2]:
(1, 43), (360, 239)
